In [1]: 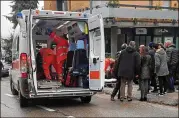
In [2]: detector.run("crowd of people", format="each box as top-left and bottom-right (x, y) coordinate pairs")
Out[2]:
(111, 41), (179, 102)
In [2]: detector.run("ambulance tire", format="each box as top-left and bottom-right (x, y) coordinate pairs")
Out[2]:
(80, 96), (91, 103)
(10, 76), (18, 95)
(19, 90), (28, 107)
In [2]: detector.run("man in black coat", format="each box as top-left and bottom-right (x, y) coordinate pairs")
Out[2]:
(166, 43), (179, 92)
(118, 41), (141, 102)
(148, 42), (158, 92)
(111, 43), (127, 101)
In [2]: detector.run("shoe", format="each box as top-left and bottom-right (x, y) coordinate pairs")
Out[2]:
(144, 97), (147, 101)
(127, 97), (132, 101)
(164, 91), (167, 95)
(120, 98), (124, 102)
(151, 90), (158, 93)
(140, 98), (144, 101)
(111, 96), (115, 101)
(158, 93), (164, 96)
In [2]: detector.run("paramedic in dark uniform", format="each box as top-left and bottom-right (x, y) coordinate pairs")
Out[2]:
(39, 44), (56, 81)
(47, 28), (69, 83)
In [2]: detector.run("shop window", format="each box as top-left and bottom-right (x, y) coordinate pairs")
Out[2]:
(57, 0), (64, 11)
(146, 36), (151, 46)
(135, 36), (140, 49)
(104, 28), (111, 53)
(140, 36), (146, 46)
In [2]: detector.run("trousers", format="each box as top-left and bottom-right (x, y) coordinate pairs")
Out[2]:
(42, 54), (56, 80)
(56, 59), (66, 78)
(111, 78), (121, 98)
(140, 79), (149, 98)
(158, 76), (168, 94)
(151, 73), (157, 90)
(120, 77), (133, 98)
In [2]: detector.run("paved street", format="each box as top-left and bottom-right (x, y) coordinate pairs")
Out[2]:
(1, 77), (178, 117)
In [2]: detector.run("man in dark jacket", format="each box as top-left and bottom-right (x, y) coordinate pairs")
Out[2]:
(111, 43), (127, 101)
(166, 43), (179, 92)
(148, 42), (158, 92)
(118, 41), (141, 102)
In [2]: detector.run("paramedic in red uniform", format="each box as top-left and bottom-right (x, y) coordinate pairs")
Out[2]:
(47, 28), (69, 83)
(39, 44), (56, 80)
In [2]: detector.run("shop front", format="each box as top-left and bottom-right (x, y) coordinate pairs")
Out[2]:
(153, 27), (175, 45)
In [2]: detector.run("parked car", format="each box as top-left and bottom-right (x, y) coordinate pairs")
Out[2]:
(1, 63), (10, 77)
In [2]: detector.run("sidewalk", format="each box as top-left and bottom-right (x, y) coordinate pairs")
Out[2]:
(103, 85), (179, 106)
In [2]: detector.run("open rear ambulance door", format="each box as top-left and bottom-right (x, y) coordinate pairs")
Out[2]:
(88, 14), (105, 91)
(28, 9), (38, 93)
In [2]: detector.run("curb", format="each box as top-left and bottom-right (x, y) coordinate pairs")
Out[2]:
(102, 88), (178, 106)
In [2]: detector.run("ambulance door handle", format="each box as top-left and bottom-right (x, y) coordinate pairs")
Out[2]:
(93, 58), (97, 64)
(93, 57), (99, 64)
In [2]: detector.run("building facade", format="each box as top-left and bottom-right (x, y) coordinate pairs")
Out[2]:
(44, 0), (178, 11)
(44, 0), (179, 58)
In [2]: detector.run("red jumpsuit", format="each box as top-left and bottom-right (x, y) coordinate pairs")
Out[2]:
(49, 32), (69, 81)
(39, 48), (56, 80)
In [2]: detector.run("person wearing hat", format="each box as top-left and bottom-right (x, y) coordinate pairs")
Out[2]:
(148, 42), (158, 92)
(166, 42), (179, 92)
(154, 43), (169, 96)
(47, 28), (69, 83)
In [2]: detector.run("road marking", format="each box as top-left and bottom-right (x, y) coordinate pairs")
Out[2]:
(36, 105), (56, 112)
(5, 93), (15, 97)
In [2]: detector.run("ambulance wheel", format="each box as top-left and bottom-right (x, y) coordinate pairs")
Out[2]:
(10, 76), (18, 95)
(80, 96), (91, 103)
(19, 90), (28, 107)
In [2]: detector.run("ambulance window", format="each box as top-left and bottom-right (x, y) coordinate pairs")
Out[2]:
(93, 28), (101, 56)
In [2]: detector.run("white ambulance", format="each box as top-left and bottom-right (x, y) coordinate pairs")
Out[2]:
(10, 9), (105, 107)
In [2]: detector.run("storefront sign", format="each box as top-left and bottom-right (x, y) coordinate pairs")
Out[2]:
(158, 29), (168, 33)
(136, 28), (147, 34)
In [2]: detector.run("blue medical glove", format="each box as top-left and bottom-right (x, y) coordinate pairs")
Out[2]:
(46, 28), (53, 35)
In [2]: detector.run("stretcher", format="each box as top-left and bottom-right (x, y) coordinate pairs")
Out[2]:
(104, 78), (117, 87)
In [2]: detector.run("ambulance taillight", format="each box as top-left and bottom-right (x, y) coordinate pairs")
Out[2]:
(20, 53), (28, 78)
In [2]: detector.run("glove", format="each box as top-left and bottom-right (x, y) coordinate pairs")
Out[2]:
(46, 28), (53, 35)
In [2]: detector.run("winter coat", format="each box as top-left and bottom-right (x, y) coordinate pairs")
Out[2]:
(117, 46), (141, 79)
(148, 48), (155, 73)
(166, 44), (179, 68)
(140, 54), (152, 79)
(155, 48), (169, 76)
(113, 51), (122, 78)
